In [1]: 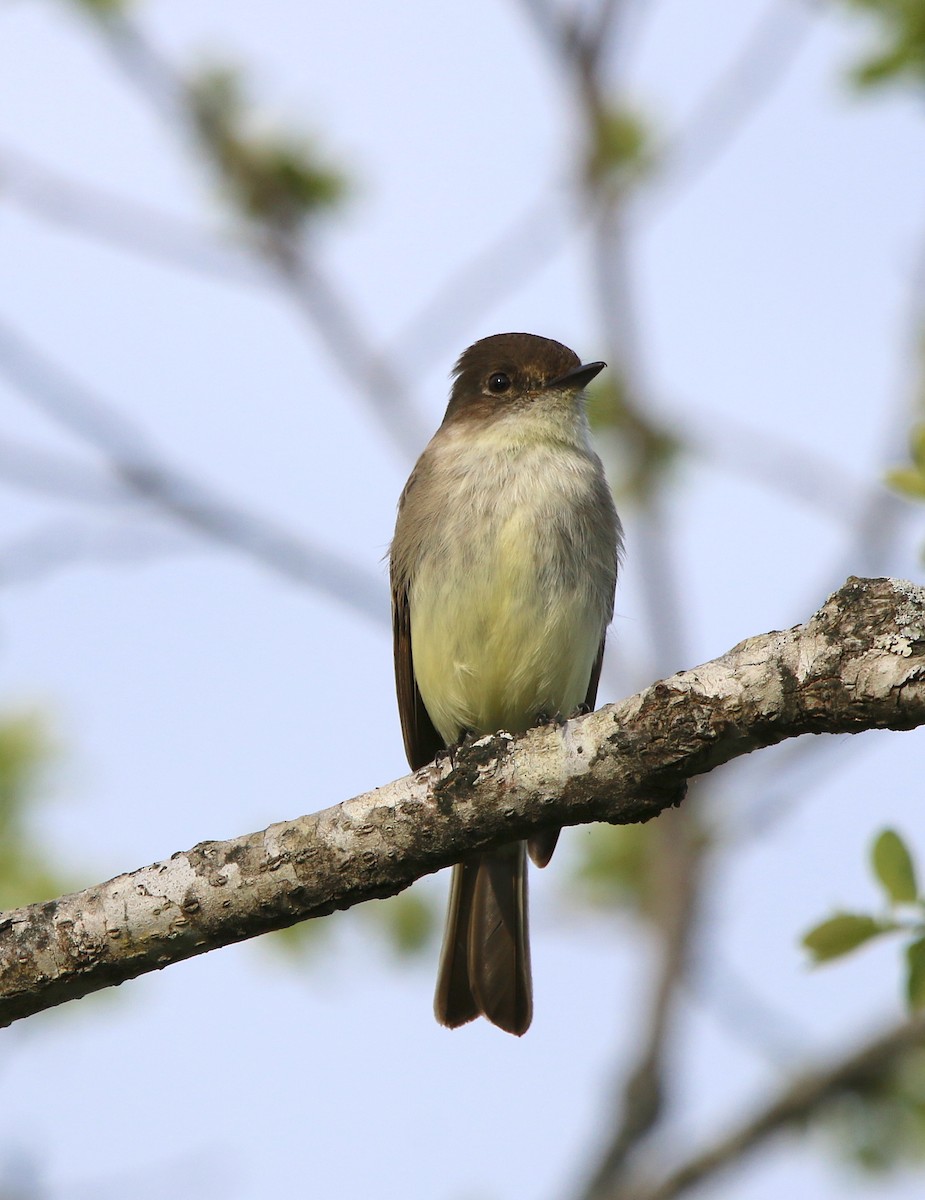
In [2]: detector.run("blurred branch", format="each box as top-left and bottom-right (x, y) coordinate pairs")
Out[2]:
(0, 1), (817, 464)
(678, 406), (872, 521)
(1, 575), (923, 1026)
(523, 0), (814, 220)
(260, 231), (428, 450)
(571, 17), (916, 1161)
(1, 1), (814, 406)
(0, 143), (263, 284)
(518, 0), (574, 54)
(579, 45), (702, 1177)
(732, 219), (925, 840)
(573, 0), (630, 66)
(690, 951), (813, 1067)
(646, 0), (816, 215)
(625, 1015), (925, 1200)
(580, 805), (704, 1200)
(532, 2), (892, 1186)
(537, 4), (712, 1185)
(387, 186), (571, 366)
(0, 435), (129, 505)
(0, 314), (387, 623)
(80, 10), (430, 457)
(0, 142), (576, 392)
(0, 519), (192, 586)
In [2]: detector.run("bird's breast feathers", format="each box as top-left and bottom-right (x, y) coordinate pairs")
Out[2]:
(405, 426), (616, 744)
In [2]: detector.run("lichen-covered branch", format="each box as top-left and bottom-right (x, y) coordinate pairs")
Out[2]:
(1, 576), (923, 1028)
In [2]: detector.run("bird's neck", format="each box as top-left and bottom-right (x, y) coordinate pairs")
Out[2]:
(439, 401), (592, 459)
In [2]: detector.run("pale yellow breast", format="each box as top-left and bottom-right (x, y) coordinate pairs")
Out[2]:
(408, 427), (609, 745)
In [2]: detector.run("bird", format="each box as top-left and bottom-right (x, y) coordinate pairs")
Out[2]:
(389, 332), (621, 1035)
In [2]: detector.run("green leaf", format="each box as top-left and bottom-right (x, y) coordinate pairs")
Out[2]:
(585, 377), (682, 502)
(841, 0), (925, 89)
(907, 938), (925, 1010)
(887, 421), (925, 546)
(885, 467), (925, 500)
(0, 712), (75, 909)
(572, 822), (656, 915)
(586, 106), (653, 186)
(73, 0), (129, 14)
(187, 65), (347, 234)
(911, 423), (925, 471)
(872, 829), (919, 905)
(803, 913), (895, 963)
(377, 890), (436, 957)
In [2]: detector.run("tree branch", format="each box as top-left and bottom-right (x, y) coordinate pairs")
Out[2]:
(646, 0), (815, 216)
(580, 804), (705, 1199)
(0, 141), (264, 285)
(83, 12), (431, 460)
(0, 519), (193, 586)
(624, 1014), (925, 1200)
(0, 314), (387, 624)
(1, 576), (923, 1028)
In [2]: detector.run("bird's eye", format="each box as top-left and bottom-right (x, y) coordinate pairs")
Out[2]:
(488, 372), (512, 393)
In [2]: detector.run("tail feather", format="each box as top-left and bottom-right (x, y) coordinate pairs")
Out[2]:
(434, 844), (532, 1037)
(527, 828), (560, 868)
(433, 862), (480, 1029)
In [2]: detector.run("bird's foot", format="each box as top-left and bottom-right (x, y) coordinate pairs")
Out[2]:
(438, 728), (478, 768)
(533, 710), (566, 729)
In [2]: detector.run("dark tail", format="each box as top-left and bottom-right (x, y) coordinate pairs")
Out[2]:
(433, 842), (532, 1036)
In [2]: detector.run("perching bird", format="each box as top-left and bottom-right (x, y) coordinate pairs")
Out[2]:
(390, 333), (621, 1035)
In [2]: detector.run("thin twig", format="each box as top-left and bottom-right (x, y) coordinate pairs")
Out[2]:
(0, 314), (386, 624)
(645, 1), (816, 216)
(386, 186), (572, 366)
(731, 217), (925, 841)
(626, 1016), (925, 1200)
(677, 407), (872, 522)
(263, 235), (429, 455)
(0, 520), (194, 586)
(87, 12), (429, 458)
(531, 0), (714, 1180)
(0, 143), (572, 420)
(0, 143), (265, 284)
(0, 436), (130, 505)
(579, 804), (704, 1200)
(687, 951), (814, 1068)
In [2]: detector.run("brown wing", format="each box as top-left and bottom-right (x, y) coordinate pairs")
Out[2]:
(392, 580), (444, 771)
(583, 633), (607, 712)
